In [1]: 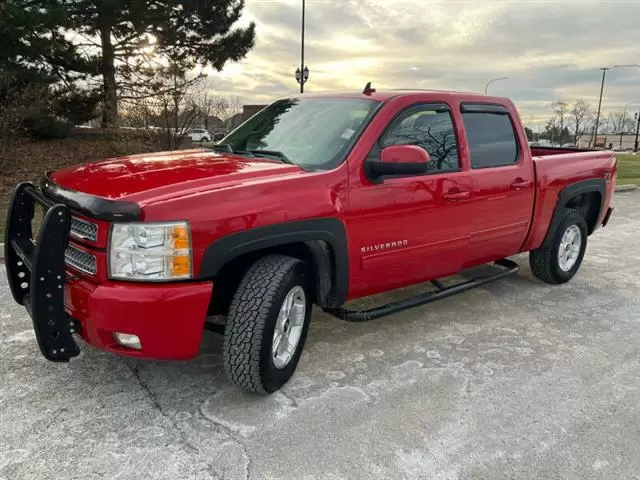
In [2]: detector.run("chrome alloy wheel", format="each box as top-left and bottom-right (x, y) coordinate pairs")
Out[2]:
(558, 224), (582, 272)
(272, 286), (306, 369)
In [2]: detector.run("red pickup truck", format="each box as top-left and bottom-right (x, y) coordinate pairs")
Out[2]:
(5, 87), (617, 394)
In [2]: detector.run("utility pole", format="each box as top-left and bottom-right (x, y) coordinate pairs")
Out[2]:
(635, 111), (640, 153)
(592, 67), (608, 148)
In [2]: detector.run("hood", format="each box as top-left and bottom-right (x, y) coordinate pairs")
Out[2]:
(49, 149), (303, 204)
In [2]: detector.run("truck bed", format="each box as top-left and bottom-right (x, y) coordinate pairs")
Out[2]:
(530, 145), (596, 157)
(523, 148), (617, 252)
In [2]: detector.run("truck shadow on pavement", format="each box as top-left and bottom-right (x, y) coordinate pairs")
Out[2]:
(91, 256), (572, 405)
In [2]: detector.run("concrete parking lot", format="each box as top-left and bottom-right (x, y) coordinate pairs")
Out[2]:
(1, 191), (639, 480)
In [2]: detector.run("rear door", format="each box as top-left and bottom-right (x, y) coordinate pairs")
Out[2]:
(460, 103), (534, 266)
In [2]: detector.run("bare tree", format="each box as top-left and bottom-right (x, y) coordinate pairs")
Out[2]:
(194, 91), (217, 131)
(215, 96), (243, 131)
(158, 73), (201, 149)
(190, 78), (225, 131)
(569, 99), (592, 146)
(119, 98), (156, 128)
(123, 63), (204, 149)
(542, 117), (559, 143)
(0, 72), (47, 167)
(553, 101), (569, 145)
(610, 110), (634, 135)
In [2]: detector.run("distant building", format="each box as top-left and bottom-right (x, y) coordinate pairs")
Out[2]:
(203, 104), (268, 134)
(205, 116), (224, 131)
(578, 133), (638, 151)
(242, 105), (267, 121)
(217, 113), (239, 131)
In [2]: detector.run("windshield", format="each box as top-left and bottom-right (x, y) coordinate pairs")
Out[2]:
(218, 97), (381, 169)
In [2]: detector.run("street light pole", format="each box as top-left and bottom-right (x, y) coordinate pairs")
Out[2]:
(300, 0), (305, 94)
(294, 0), (309, 93)
(634, 111), (640, 153)
(591, 64), (640, 148)
(484, 76), (508, 95)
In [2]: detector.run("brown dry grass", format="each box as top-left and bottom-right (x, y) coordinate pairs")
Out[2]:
(1, 133), (169, 238)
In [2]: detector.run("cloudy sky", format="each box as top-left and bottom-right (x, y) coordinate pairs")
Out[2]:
(206, 0), (639, 128)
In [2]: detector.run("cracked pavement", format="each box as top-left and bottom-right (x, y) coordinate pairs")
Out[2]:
(2, 191), (640, 480)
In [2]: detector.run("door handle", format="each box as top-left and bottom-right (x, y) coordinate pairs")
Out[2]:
(510, 179), (531, 190)
(442, 190), (470, 201)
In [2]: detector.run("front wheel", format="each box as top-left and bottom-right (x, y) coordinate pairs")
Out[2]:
(223, 255), (312, 393)
(529, 209), (588, 284)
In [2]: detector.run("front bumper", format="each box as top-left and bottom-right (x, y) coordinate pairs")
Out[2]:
(66, 278), (212, 359)
(4, 182), (212, 361)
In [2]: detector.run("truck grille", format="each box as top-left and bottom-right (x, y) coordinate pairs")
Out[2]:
(70, 217), (98, 242)
(65, 246), (97, 275)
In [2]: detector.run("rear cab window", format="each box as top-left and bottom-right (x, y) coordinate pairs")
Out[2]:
(460, 104), (519, 168)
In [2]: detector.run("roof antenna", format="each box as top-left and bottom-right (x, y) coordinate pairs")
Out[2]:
(362, 81), (376, 96)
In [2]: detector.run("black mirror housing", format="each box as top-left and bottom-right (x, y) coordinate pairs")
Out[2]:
(365, 160), (429, 181)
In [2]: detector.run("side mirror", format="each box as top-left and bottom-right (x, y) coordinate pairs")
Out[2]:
(380, 145), (431, 164)
(366, 145), (431, 180)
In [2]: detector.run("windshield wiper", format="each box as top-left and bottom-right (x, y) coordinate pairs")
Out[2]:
(212, 143), (234, 153)
(211, 145), (293, 164)
(211, 144), (256, 157)
(248, 150), (294, 164)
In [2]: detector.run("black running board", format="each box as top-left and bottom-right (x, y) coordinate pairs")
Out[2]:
(323, 259), (519, 322)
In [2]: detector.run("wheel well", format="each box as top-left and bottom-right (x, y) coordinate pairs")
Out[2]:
(564, 191), (602, 234)
(207, 241), (336, 316)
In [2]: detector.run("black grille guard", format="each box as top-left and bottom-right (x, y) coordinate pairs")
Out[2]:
(4, 177), (145, 361)
(4, 182), (80, 361)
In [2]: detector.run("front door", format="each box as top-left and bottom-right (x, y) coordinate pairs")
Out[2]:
(345, 102), (474, 299)
(459, 103), (535, 267)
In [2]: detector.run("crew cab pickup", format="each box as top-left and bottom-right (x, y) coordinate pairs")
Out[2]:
(5, 88), (617, 394)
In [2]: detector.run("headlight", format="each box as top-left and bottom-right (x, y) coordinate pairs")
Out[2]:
(109, 221), (192, 281)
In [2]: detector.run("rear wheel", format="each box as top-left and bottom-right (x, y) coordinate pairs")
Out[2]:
(223, 255), (312, 393)
(529, 209), (588, 284)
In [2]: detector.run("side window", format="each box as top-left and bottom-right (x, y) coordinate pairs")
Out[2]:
(462, 110), (518, 168)
(379, 104), (460, 173)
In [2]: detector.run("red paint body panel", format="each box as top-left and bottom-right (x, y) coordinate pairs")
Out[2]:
(64, 275), (212, 359)
(522, 150), (617, 251)
(463, 101), (536, 266)
(51, 149), (304, 204)
(45, 90), (617, 360)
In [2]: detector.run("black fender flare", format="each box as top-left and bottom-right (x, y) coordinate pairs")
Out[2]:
(198, 218), (349, 307)
(542, 178), (605, 248)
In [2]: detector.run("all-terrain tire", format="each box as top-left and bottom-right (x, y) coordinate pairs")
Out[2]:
(529, 209), (588, 284)
(223, 255), (312, 394)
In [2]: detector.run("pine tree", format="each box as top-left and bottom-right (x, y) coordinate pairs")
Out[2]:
(2, 1), (256, 127)
(0, 1), (98, 85)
